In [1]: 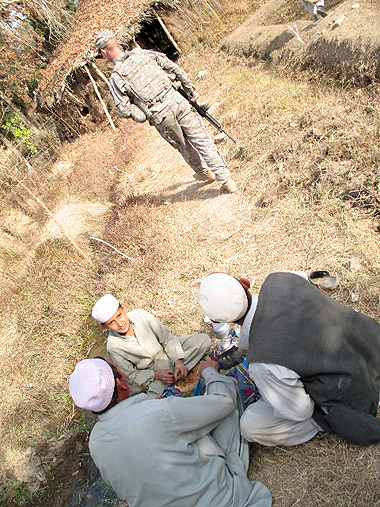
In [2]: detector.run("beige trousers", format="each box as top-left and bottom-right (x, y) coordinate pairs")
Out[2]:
(240, 398), (322, 446)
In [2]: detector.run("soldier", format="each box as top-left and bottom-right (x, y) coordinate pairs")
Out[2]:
(94, 30), (237, 193)
(300, 0), (328, 20)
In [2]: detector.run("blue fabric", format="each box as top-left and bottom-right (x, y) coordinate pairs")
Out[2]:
(160, 357), (261, 408)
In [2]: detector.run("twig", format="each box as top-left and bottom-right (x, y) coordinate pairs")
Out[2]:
(90, 61), (110, 85)
(83, 64), (116, 131)
(287, 23), (304, 44)
(114, 165), (136, 195)
(90, 236), (137, 264)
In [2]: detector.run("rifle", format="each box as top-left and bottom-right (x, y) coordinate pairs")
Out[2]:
(178, 88), (236, 144)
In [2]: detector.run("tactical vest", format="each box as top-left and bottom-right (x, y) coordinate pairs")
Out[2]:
(115, 50), (172, 111)
(247, 272), (380, 445)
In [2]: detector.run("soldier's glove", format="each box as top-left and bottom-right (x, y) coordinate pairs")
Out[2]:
(199, 103), (210, 112)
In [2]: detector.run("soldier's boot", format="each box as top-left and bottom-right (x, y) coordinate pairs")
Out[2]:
(221, 179), (237, 193)
(193, 169), (216, 182)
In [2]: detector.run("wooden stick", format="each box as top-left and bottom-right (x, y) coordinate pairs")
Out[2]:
(90, 61), (109, 85)
(90, 237), (137, 264)
(114, 165), (135, 196)
(2, 136), (32, 170)
(287, 23), (304, 44)
(155, 12), (181, 54)
(83, 64), (116, 131)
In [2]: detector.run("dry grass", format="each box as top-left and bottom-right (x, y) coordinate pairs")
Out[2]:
(0, 1), (380, 504)
(249, 432), (380, 506)
(87, 50), (380, 506)
(0, 130), (118, 493)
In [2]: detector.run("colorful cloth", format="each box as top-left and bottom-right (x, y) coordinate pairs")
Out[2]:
(228, 358), (261, 408)
(160, 358), (261, 409)
(160, 377), (206, 399)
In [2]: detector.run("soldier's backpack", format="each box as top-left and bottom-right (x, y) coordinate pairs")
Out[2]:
(115, 49), (173, 107)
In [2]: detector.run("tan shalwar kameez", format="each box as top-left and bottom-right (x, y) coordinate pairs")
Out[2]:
(107, 308), (211, 398)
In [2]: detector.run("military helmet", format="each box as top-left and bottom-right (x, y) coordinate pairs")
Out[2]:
(95, 29), (115, 50)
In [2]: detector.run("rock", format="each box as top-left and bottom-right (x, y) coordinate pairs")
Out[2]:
(348, 257), (362, 272)
(233, 146), (244, 159)
(351, 292), (359, 302)
(332, 14), (346, 28)
(196, 70), (207, 80)
(351, 3), (360, 8)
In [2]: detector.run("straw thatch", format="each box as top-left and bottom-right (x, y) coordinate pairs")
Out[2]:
(37, 0), (179, 109)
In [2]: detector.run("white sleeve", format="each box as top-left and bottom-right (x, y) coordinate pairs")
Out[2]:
(249, 362), (315, 421)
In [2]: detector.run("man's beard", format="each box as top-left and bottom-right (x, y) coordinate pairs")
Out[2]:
(125, 378), (147, 397)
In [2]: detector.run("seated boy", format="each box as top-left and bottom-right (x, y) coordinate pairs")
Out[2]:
(92, 294), (211, 398)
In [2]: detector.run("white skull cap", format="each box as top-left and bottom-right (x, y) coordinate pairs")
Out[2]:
(197, 273), (248, 322)
(69, 358), (115, 412)
(92, 294), (120, 323)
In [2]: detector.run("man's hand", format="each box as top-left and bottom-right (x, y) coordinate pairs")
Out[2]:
(199, 359), (220, 378)
(174, 359), (188, 381)
(189, 91), (199, 103)
(155, 369), (175, 385)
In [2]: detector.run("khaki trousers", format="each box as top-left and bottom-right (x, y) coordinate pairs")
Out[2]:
(240, 398), (322, 446)
(154, 94), (231, 183)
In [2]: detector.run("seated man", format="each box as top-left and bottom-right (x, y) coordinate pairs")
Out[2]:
(69, 358), (272, 507)
(197, 271), (380, 447)
(92, 294), (211, 398)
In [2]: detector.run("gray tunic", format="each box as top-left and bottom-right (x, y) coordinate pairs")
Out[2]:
(89, 367), (272, 507)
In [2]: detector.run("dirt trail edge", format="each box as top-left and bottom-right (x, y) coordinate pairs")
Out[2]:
(221, 0), (380, 85)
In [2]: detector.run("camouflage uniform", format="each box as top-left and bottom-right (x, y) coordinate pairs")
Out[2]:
(108, 48), (231, 183)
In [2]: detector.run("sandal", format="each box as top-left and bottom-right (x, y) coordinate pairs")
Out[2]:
(307, 270), (339, 291)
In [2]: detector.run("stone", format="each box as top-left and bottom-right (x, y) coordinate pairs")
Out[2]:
(348, 257), (362, 272)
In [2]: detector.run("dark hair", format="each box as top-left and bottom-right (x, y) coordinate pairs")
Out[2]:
(92, 357), (120, 415)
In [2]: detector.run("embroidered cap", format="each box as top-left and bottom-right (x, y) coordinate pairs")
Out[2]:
(198, 273), (248, 322)
(69, 358), (115, 412)
(92, 294), (119, 323)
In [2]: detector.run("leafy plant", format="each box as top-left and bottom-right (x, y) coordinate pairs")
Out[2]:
(1, 113), (37, 154)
